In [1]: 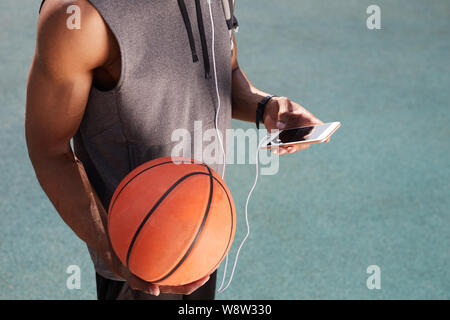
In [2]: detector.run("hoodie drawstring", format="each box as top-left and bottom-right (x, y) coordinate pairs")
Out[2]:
(194, 0), (211, 79)
(177, 0), (199, 63)
(178, 0), (211, 79)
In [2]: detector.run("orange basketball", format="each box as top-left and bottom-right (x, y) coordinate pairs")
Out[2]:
(107, 156), (236, 286)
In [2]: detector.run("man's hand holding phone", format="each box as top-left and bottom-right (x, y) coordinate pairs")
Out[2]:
(262, 97), (334, 154)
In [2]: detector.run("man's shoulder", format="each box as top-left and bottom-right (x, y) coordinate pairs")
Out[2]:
(37, 0), (111, 73)
(38, 0), (103, 30)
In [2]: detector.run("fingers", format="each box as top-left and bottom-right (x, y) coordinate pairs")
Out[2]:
(127, 273), (211, 296)
(274, 97), (293, 129)
(158, 275), (211, 295)
(126, 274), (158, 295)
(271, 143), (311, 155)
(275, 97), (325, 130)
(286, 144), (311, 153)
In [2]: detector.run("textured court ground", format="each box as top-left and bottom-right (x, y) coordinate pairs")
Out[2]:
(0, 0), (449, 299)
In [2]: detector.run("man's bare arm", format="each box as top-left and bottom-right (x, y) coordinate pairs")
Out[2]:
(230, 35), (325, 154)
(25, 0), (156, 292)
(26, 1), (210, 296)
(230, 35), (272, 122)
(26, 0), (114, 258)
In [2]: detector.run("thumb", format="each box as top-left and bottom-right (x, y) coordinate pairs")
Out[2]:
(127, 273), (159, 296)
(276, 120), (287, 130)
(276, 97), (291, 129)
(150, 283), (160, 296)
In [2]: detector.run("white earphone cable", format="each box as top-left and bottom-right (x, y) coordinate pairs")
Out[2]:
(208, 0), (227, 180)
(208, 0), (269, 293)
(207, 0), (231, 292)
(217, 137), (269, 293)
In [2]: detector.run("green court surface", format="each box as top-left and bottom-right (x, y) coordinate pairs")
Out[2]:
(0, 0), (449, 299)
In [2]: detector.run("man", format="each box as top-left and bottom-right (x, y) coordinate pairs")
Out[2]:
(26, 0), (324, 300)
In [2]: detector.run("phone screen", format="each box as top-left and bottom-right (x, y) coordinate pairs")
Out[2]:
(268, 123), (337, 146)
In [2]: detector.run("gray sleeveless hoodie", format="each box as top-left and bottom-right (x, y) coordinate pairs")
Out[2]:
(55, 0), (238, 280)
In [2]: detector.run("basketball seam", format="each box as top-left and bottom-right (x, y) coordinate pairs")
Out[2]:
(108, 159), (203, 216)
(151, 165), (214, 283)
(113, 161), (234, 284)
(125, 171), (209, 269)
(154, 175), (235, 284)
(207, 177), (235, 274)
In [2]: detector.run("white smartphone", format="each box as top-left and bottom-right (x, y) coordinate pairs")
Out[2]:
(261, 122), (341, 149)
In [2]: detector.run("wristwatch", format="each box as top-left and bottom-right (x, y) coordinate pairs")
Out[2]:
(255, 95), (276, 129)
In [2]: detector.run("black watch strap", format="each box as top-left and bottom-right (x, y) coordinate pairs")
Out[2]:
(256, 95), (276, 129)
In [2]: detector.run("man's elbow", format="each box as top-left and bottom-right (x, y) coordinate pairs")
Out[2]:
(25, 136), (73, 170)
